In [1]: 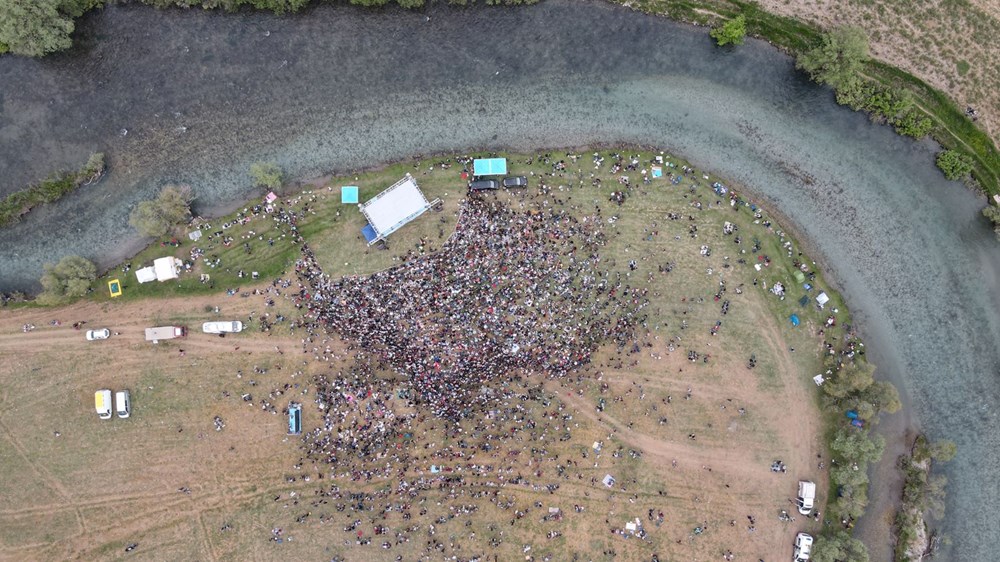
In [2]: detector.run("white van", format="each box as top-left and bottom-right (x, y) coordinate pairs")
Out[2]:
(794, 532), (814, 561)
(797, 480), (817, 515)
(115, 390), (131, 419)
(95, 390), (113, 420)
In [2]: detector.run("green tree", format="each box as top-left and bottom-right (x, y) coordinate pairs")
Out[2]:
(830, 428), (885, 465)
(822, 359), (875, 399)
(250, 161), (284, 189)
(935, 149), (974, 181)
(811, 530), (870, 562)
(796, 26), (869, 90)
(129, 184), (194, 237)
(0, 0), (76, 57)
(859, 380), (902, 415)
(710, 15), (746, 47)
(38, 255), (96, 305)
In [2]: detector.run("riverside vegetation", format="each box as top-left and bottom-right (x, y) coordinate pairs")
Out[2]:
(0, 152), (105, 228)
(893, 434), (956, 561)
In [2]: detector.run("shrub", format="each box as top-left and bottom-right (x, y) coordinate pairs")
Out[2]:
(797, 26), (869, 90)
(129, 184), (194, 237)
(250, 161), (284, 189)
(983, 205), (1000, 240)
(935, 150), (974, 181)
(710, 15), (746, 47)
(0, 0), (76, 57)
(38, 255), (96, 305)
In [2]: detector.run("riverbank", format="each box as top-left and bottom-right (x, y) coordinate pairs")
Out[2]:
(615, 0), (1000, 198)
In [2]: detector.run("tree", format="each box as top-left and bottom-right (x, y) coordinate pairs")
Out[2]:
(250, 162), (283, 189)
(822, 359), (875, 399)
(796, 26), (869, 90)
(811, 530), (870, 562)
(830, 428), (885, 465)
(710, 15), (746, 47)
(129, 184), (194, 237)
(935, 150), (974, 181)
(859, 380), (902, 415)
(39, 255), (96, 305)
(0, 0), (76, 57)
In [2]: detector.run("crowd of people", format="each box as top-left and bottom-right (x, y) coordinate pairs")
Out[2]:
(297, 196), (648, 422)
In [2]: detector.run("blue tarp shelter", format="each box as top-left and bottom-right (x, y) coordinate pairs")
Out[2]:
(789, 314), (800, 326)
(473, 158), (507, 176)
(361, 224), (378, 243)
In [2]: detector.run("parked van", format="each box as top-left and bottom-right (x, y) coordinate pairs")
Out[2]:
(794, 532), (813, 561)
(115, 390), (131, 419)
(797, 480), (816, 515)
(95, 390), (113, 420)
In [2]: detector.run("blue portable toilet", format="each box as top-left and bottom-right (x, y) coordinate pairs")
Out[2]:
(789, 314), (800, 326)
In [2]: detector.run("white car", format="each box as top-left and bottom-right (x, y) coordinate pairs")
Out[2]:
(85, 328), (111, 341)
(202, 321), (243, 334)
(794, 532), (814, 561)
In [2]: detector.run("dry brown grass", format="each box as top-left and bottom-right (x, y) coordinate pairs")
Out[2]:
(757, 0), (1000, 141)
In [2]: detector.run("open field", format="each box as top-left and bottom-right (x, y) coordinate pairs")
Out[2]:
(0, 150), (852, 560)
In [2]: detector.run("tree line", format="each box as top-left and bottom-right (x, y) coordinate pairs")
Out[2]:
(710, 13), (999, 239)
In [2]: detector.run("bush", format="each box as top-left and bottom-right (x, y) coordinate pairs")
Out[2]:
(797, 26), (869, 90)
(0, 151), (104, 228)
(936, 150), (974, 181)
(38, 255), (96, 305)
(129, 184), (194, 237)
(0, 0), (76, 57)
(983, 205), (1000, 240)
(250, 162), (284, 189)
(710, 15), (746, 47)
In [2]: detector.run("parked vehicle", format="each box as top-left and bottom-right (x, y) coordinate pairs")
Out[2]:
(469, 179), (500, 191)
(144, 326), (186, 343)
(86, 328), (111, 341)
(797, 481), (816, 515)
(115, 390), (131, 419)
(502, 175), (528, 188)
(288, 402), (302, 435)
(794, 532), (813, 561)
(95, 389), (113, 420)
(202, 321), (243, 334)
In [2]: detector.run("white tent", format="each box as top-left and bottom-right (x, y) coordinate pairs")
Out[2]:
(816, 292), (830, 308)
(359, 174), (439, 246)
(135, 266), (157, 284)
(153, 257), (181, 281)
(137, 257), (182, 283)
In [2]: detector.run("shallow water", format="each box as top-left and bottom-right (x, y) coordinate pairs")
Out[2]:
(1, 1), (999, 558)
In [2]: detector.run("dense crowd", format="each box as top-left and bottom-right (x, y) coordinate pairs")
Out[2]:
(297, 196), (647, 421)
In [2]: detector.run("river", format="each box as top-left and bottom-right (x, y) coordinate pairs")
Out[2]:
(1, 1), (998, 558)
